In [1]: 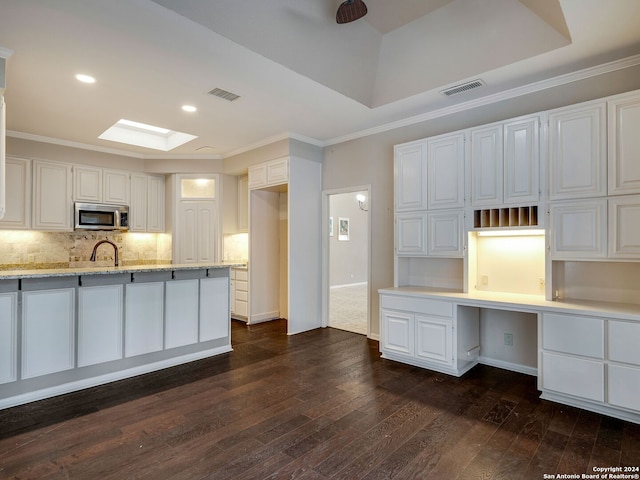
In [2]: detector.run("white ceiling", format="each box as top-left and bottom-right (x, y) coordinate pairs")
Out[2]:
(1, 0), (640, 159)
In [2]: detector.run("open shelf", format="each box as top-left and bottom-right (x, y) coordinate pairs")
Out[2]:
(473, 205), (538, 229)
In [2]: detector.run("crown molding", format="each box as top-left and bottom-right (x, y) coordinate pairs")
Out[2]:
(324, 53), (640, 147)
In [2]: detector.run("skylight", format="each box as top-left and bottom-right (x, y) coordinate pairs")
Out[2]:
(98, 118), (197, 151)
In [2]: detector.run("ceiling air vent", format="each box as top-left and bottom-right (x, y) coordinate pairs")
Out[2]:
(440, 79), (485, 97)
(208, 87), (240, 102)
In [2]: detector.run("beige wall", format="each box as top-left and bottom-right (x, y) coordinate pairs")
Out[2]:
(322, 65), (640, 338)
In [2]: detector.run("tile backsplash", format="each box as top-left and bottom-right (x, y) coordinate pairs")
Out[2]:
(0, 231), (172, 270)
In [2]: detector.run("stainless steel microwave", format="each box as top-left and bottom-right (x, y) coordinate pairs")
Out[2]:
(74, 202), (129, 231)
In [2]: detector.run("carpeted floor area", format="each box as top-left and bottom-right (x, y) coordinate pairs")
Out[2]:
(329, 282), (368, 335)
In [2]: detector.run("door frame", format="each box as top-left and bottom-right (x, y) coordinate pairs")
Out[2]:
(321, 185), (372, 336)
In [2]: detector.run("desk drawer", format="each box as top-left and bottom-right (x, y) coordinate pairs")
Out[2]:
(542, 352), (604, 402)
(235, 280), (248, 293)
(542, 312), (603, 358)
(234, 269), (248, 281)
(380, 295), (453, 317)
(609, 321), (640, 366)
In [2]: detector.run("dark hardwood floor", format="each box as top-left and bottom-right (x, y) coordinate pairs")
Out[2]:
(1, 319), (639, 479)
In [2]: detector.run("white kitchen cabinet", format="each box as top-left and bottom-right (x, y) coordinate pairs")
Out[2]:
(607, 320), (640, 411)
(130, 173), (165, 232)
(427, 132), (464, 210)
(165, 279), (199, 349)
(129, 173), (148, 231)
(125, 282), (164, 357)
(237, 175), (248, 232)
(248, 157), (289, 189)
(0, 292), (17, 384)
(73, 165), (102, 202)
(608, 364), (640, 411)
(549, 199), (607, 259)
(608, 195), (640, 258)
(415, 314), (452, 365)
(504, 115), (540, 204)
(548, 101), (607, 200)
(381, 309), (414, 357)
(146, 174), (165, 232)
(32, 159), (72, 231)
(608, 320), (640, 365)
(608, 91), (640, 195)
(103, 169), (130, 205)
(540, 312), (604, 403)
(200, 276), (229, 342)
(470, 124), (503, 207)
(78, 285), (123, 367)
(177, 202), (217, 263)
(73, 166), (129, 205)
(394, 142), (427, 212)
(427, 210), (464, 257)
(395, 212), (427, 256)
(231, 268), (248, 320)
(22, 288), (75, 379)
(541, 352), (604, 402)
(469, 115), (539, 207)
(380, 292), (477, 377)
(0, 156), (31, 229)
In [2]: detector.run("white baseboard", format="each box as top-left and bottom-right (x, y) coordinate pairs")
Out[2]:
(478, 356), (538, 377)
(330, 282), (367, 289)
(248, 311), (280, 324)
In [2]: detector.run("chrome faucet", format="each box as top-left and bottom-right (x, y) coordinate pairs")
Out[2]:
(90, 240), (119, 267)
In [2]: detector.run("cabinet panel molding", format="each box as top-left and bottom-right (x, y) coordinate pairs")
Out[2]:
(609, 92), (640, 195)
(549, 199), (607, 258)
(394, 142), (427, 212)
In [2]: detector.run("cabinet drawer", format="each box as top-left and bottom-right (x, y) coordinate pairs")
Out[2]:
(234, 300), (248, 317)
(229, 270), (236, 280)
(609, 321), (640, 365)
(542, 352), (604, 402)
(542, 313), (603, 358)
(608, 364), (640, 411)
(235, 290), (248, 302)
(235, 280), (248, 292)
(380, 295), (453, 317)
(234, 269), (248, 281)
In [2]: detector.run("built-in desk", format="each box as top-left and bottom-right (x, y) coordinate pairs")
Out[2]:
(379, 287), (640, 424)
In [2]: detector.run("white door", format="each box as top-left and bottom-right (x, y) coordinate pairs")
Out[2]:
(548, 102), (607, 200)
(427, 210), (463, 257)
(427, 132), (464, 210)
(103, 169), (130, 205)
(129, 173), (148, 232)
(549, 199), (607, 258)
(394, 142), (427, 212)
(382, 310), (414, 357)
(608, 91), (640, 195)
(471, 124), (503, 206)
(0, 157), (31, 229)
(609, 195), (640, 258)
(415, 315), (452, 365)
(33, 160), (72, 231)
(396, 212), (427, 256)
(504, 116), (539, 204)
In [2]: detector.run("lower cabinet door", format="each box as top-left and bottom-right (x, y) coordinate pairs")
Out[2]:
(608, 364), (640, 411)
(78, 285), (124, 367)
(125, 282), (164, 357)
(165, 279), (199, 349)
(200, 277), (229, 342)
(382, 310), (414, 356)
(542, 351), (604, 402)
(415, 315), (452, 365)
(22, 288), (75, 379)
(0, 292), (18, 384)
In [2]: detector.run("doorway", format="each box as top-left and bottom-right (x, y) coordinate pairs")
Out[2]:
(324, 187), (370, 336)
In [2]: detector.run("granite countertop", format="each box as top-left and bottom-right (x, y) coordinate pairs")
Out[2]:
(0, 262), (247, 280)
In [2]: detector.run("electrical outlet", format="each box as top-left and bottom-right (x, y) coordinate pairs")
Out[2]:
(481, 275), (488, 286)
(504, 333), (513, 346)
(539, 277), (545, 288)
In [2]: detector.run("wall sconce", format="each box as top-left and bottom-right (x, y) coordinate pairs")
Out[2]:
(356, 193), (368, 211)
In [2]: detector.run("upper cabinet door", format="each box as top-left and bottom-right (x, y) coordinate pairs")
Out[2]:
(608, 91), (640, 195)
(394, 142), (427, 212)
(504, 116), (540, 204)
(548, 101), (607, 200)
(427, 132), (464, 210)
(73, 165), (102, 202)
(32, 160), (72, 231)
(0, 157), (31, 229)
(470, 124), (503, 206)
(103, 169), (130, 205)
(129, 173), (148, 232)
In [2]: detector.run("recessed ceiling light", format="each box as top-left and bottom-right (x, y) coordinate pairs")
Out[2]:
(182, 105), (197, 113)
(75, 74), (96, 84)
(98, 118), (197, 151)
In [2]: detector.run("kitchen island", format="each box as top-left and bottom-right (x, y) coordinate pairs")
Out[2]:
(0, 263), (241, 409)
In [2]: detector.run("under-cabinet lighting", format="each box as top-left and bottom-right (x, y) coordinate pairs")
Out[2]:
(476, 229), (544, 237)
